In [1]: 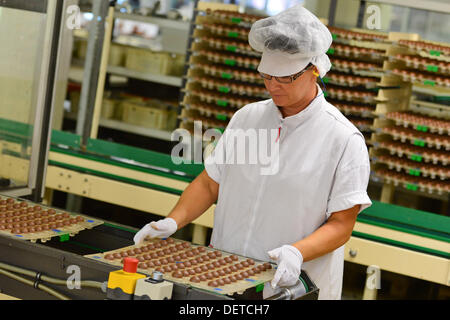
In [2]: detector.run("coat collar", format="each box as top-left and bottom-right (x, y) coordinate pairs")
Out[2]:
(270, 83), (325, 130)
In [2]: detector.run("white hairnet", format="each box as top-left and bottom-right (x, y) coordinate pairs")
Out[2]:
(249, 5), (332, 77)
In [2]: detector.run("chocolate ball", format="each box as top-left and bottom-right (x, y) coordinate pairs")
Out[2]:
(163, 266), (172, 273)
(223, 278), (231, 285)
(235, 274), (243, 280)
(146, 244), (155, 250)
(182, 270), (190, 277)
(186, 251), (194, 257)
(208, 280), (218, 287)
(199, 274), (207, 282)
(194, 267), (202, 273)
(159, 240), (168, 247)
(169, 246), (177, 253)
(246, 258), (255, 265)
(153, 260), (161, 267)
(120, 251), (128, 258)
(187, 269), (196, 276)
(175, 244), (184, 250)
(182, 242), (190, 249)
(230, 265), (238, 272)
(190, 276), (201, 283)
(217, 279), (225, 286)
(163, 248), (171, 255)
(207, 252), (216, 258)
(167, 257), (175, 263)
(212, 271), (220, 278)
(190, 249), (199, 255)
(104, 254), (114, 260)
(177, 263), (185, 269)
(139, 262), (148, 269)
(198, 247), (206, 253)
(247, 269), (255, 276)
(213, 261), (221, 268)
(263, 262), (272, 270)
(167, 238), (175, 244)
(229, 275), (237, 282)
(147, 261), (155, 268)
(201, 265), (209, 272)
(230, 255), (238, 261)
(241, 271), (249, 278)
(151, 253), (159, 259)
(205, 273), (214, 280)
(113, 253), (121, 259)
(215, 251), (222, 258)
(48, 209), (56, 214)
(133, 248), (142, 254)
(35, 226), (42, 232)
(160, 258), (169, 265)
(184, 261), (192, 268)
(152, 242), (161, 249)
(242, 261), (249, 267)
(172, 271), (183, 278)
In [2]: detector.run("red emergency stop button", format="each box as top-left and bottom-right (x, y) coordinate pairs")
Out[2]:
(123, 257), (139, 273)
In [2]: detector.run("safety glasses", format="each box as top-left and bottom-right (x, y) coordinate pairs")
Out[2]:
(259, 63), (314, 84)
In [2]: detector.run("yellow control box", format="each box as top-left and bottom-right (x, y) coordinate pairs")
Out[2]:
(107, 257), (146, 298)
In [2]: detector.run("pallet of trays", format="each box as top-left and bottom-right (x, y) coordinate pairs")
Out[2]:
(0, 195), (103, 242)
(397, 39), (450, 62)
(190, 59), (262, 83)
(193, 27), (261, 58)
(373, 167), (449, 195)
(180, 108), (228, 133)
(331, 100), (376, 118)
(371, 139), (449, 165)
(391, 53), (450, 75)
(391, 68), (450, 88)
(201, 8), (264, 28)
(188, 75), (269, 99)
(326, 85), (378, 104)
(385, 111), (450, 135)
(328, 26), (388, 42)
(330, 58), (384, 77)
(327, 43), (386, 62)
(372, 154), (448, 180)
(324, 71), (379, 88)
(194, 49), (259, 70)
(199, 22), (249, 41)
(380, 126), (450, 151)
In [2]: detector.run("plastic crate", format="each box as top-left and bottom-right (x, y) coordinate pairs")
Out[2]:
(122, 101), (169, 130)
(125, 47), (171, 75)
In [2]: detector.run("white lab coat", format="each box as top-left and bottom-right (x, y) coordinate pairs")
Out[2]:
(204, 84), (372, 299)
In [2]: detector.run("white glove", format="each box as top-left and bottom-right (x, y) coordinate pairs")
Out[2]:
(267, 245), (303, 289)
(133, 218), (178, 245)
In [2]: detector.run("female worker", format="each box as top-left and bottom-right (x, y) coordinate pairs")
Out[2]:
(133, 5), (372, 299)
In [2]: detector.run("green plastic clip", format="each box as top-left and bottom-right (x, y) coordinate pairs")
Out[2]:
(216, 114), (228, 121)
(410, 154), (423, 162)
(215, 127), (225, 133)
(327, 48), (335, 55)
(322, 77), (329, 84)
(59, 233), (70, 242)
(429, 50), (441, 56)
(221, 72), (232, 79)
(224, 59), (236, 66)
(226, 45), (237, 52)
(331, 33), (338, 40)
(416, 125), (428, 132)
(413, 139), (425, 147)
(426, 65), (438, 72)
(255, 283), (265, 293)
(227, 31), (239, 38)
(231, 17), (242, 23)
(218, 86), (231, 93)
(409, 169), (421, 176)
(216, 100), (228, 107)
(406, 183), (418, 191)
(423, 79), (435, 86)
